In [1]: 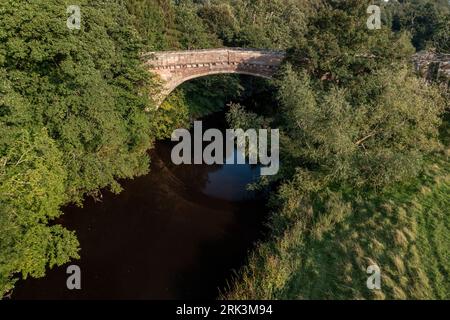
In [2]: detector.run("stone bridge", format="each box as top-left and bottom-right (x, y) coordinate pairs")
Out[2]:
(142, 48), (449, 106)
(142, 48), (285, 105)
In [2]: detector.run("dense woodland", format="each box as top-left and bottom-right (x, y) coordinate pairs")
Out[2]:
(0, 0), (449, 299)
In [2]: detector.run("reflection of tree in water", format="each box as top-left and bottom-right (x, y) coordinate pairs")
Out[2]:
(152, 139), (223, 193)
(153, 111), (238, 192)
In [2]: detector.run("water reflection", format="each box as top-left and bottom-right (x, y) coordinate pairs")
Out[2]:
(202, 147), (260, 201)
(12, 113), (268, 300)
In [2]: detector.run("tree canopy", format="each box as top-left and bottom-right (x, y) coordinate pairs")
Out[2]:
(0, 0), (156, 295)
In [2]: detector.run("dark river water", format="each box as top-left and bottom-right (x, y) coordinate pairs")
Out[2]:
(12, 113), (268, 300)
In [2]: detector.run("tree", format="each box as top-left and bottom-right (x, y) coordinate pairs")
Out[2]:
(0, 0), (155, 295)
(173, 0), (221, 50)
(277, 65), (444, 188)
(432, 14), (450, 53)
(198, 0), (314, 49)
(275, 0), (445, 189)
(126, 0), (173, 50)
(389, 0), (450, 51)
(0, 0), (154, 202)
(0, 128), (79, 296)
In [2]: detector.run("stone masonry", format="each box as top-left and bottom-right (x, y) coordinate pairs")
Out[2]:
(142, 48), (286, 106)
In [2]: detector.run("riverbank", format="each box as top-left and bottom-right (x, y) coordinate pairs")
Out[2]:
(12, 117), (270, 299)
(224, 146), (450, 300)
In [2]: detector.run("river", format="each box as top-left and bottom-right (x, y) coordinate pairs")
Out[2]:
(12, 112), (268, 300)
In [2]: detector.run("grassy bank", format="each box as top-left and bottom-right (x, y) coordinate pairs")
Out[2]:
(224, 146), (449, 300)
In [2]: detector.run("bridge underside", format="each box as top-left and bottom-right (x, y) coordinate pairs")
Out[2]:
(154, 64), (277, 100)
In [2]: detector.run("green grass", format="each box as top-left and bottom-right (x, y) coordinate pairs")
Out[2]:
(224, 151), (450, 300)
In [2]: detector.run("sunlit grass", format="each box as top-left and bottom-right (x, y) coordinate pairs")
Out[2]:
(224, 148), (449, 300)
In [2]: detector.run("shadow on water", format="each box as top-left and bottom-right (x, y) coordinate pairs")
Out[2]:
(12, 112), (269, 300)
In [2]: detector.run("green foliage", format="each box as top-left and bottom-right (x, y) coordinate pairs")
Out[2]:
(173, 1), (221, 50)
(0, 129), (79, 296)
(182, 75), (244, 118)
(287, 0), (415, 86)
(0, 0), (154, 200)
(388, 0), (450, 51)
(198, 0), (314, 49)
(126, 0), (173, 50)
(226, 103), (268, 130)
(197, 2), (239, 45)
(432, 14), (450, 53)
(0, 0), (155, 296)
(274, 0), (445, 189)
(277, 65), (444, 188)
(150, 89), (190, 139)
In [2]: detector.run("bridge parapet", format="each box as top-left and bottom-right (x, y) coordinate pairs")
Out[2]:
(143, 48), (285, 68)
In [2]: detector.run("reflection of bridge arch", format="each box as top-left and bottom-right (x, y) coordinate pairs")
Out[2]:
(142, 48), (286, 106)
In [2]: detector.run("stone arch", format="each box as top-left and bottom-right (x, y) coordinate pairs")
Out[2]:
(142, 48), (286, 106)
